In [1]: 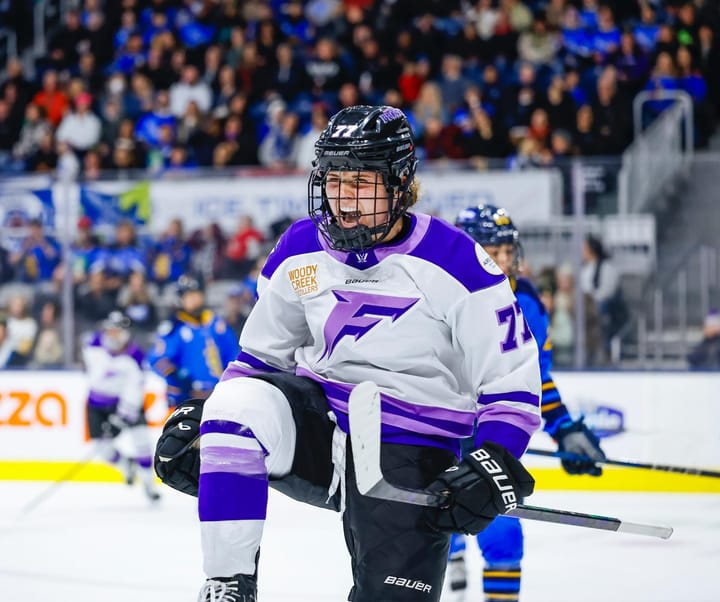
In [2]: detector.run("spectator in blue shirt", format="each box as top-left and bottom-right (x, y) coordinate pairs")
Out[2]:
(592, 5), (621, 61)
(111, 32), (146, 76)
(9, 219), (61, 283)
(98, 220), (147, 291)
(643, 51), (681, 119)
(149, 218), (191, 287)
(561, 6), (594, 60)
(633, 3), (661, 53)
(135, 90), (177, 147)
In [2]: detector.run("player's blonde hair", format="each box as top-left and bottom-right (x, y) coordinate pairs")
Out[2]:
(407, 178), (420, 207)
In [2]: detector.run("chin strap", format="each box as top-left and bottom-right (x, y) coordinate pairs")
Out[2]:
(326, 222), (380, 252)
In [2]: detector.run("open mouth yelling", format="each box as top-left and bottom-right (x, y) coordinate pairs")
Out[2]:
(338, 207), (362, 227)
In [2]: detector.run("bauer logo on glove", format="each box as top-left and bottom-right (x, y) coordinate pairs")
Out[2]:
(429, 441), (534, 535)
(468, 447), (519, 511)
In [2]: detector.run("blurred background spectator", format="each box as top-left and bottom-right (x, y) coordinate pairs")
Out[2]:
(0, 0), (718, 370)
(687, 310), (720, 370)
(0, 0), (713, 179)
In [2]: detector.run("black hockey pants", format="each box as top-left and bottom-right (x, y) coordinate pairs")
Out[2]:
(252, 372), (455, 602)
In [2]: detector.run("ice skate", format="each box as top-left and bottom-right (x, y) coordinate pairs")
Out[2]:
(138, 466), (161, 503)
(143, 483), (161, 503)
(448, 556), (467, 591)
(118, 456), (136, 485)
(197, 574), (257, 602)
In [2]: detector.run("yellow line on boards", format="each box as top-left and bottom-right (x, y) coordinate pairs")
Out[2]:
(1, 462), (720, 492)
(530, 467), (720, 493)
(0, 461), (125, 483)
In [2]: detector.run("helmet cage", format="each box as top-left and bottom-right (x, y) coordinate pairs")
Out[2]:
(308, 105), (417, 252)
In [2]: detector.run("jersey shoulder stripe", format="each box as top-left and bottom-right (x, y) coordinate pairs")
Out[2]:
(261, 218), (322, 280)
(408, 215), (506, 293)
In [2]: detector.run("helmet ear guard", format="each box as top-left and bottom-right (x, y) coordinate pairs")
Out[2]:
(308, 105), (418, 252)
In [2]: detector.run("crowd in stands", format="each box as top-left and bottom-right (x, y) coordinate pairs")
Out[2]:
(0, 213), (270, 369)
(0, 0), (719, 181)
(0, 210), (630, 370)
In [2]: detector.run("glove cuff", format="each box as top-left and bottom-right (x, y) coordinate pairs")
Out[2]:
(550, 417), (582, 441)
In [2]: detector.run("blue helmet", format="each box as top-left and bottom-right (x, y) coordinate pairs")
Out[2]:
(455, 204), (519, 247)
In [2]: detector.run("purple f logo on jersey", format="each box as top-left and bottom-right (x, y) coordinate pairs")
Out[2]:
(321, 290), (419, 359)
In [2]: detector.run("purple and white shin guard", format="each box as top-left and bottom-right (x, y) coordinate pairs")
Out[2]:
(197, 378), (297, 578)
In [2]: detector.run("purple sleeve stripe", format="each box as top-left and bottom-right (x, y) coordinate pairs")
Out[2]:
(199, 472), (268, 522)
(381, 407), (473, 438)
(478, 391), (540, 406)
(474, 421), (532, 459)
(407, 215), (506, 293)
(220, 364), (263, 380)
(477, 403), (541, 436)
(200, 420), (253, 437)
(200, 446), (266, 476)
(235, 351), (282, 372)
(261, 218), (323, 279)
(220, 362), (279, 382)
(381, 400), (474, 435)
(295, 367), (476, 423)
(330, 405), (462, 453)
(325, 394), (473, 439)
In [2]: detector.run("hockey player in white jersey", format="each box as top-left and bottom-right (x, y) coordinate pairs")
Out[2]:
(83, 311), (160, 502)
(154, 105), (541, 602)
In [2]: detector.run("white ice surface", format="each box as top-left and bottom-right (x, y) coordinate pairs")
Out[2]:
(0, 481), (718, 602)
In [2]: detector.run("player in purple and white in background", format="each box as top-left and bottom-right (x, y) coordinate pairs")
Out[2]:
(154, 105), (540, 602)
(82, 311), (160, 503)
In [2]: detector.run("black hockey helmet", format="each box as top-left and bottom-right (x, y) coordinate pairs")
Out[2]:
(308, 105), (418, 252)
(176, 274), (203, 296)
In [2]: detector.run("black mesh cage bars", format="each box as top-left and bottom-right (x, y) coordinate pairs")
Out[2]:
(308, 105), (418, 252)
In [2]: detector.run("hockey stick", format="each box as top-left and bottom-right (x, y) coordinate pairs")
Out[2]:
(526, 448), (720, 478)
(19, 444), (100, 516)
(348, 381), (673, 540)
(18, 421), (124, 516)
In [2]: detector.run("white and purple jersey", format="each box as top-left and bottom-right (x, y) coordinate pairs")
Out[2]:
(223, 214), (541, 457)
(82, 334), (145, 422)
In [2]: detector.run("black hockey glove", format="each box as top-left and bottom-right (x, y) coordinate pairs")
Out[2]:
(428, 441), (535, 535)
(554, 419), (606, 476)
(104, 409), (141, 437)
(103, 413), (128, 438)
(153, 399), (204, 497)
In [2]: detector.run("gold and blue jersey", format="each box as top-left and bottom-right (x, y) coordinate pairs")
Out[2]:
(513, 278), (571, 437)
(148, 309), (239, 406)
